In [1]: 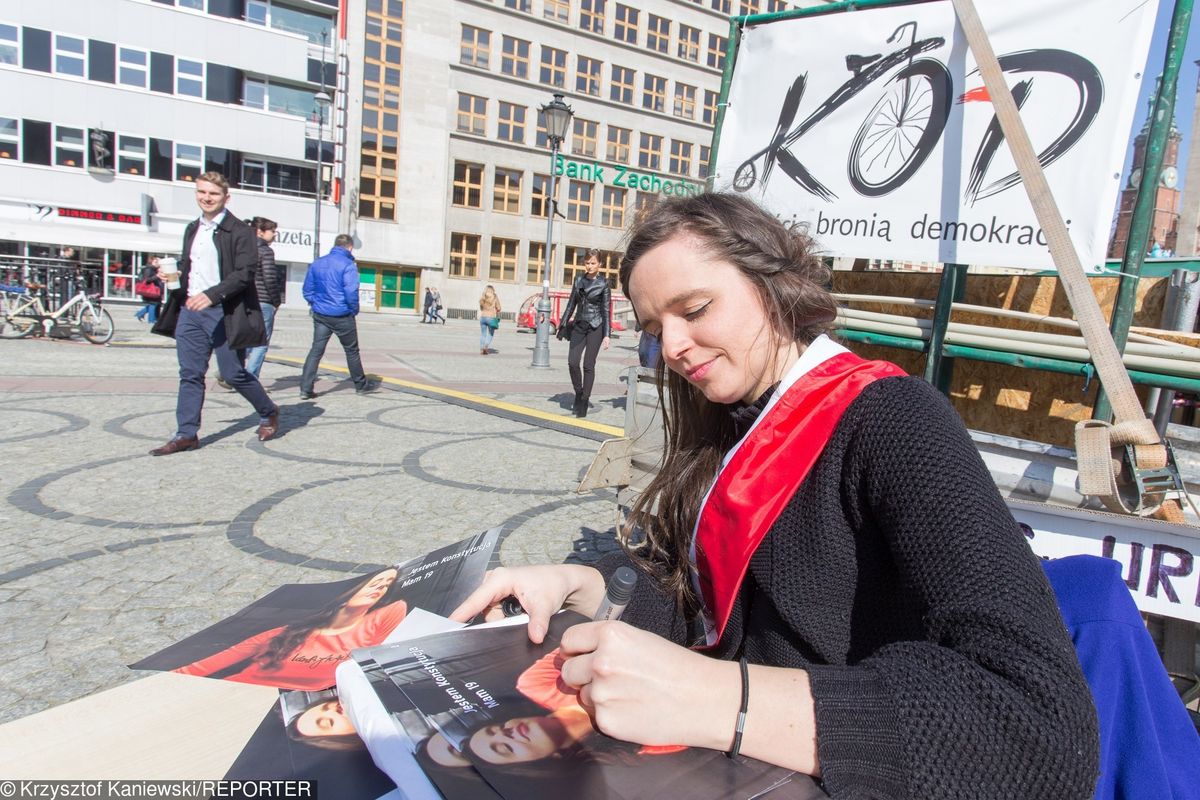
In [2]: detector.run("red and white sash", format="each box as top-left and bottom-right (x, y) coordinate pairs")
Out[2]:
(689, 346), (906, 648)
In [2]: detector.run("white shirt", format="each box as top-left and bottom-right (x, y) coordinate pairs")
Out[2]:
(188, 211), (225, 297)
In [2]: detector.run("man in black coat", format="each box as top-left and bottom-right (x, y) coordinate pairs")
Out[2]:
(149, 172), (278, 455)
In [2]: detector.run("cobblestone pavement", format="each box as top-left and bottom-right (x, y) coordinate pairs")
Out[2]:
(0, 306), (644, 724)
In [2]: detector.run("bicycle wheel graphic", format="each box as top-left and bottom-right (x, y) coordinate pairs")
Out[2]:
(847, 59), (952, 197)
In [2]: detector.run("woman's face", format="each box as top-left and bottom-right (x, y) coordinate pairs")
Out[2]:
(628, 234), (788, 405)
(345, 568), (398, 609)
(468, 715), (571, 765)
(426, 732), (470, 767)
(584, 256), (601, 277)
(294, 699), (356, 738)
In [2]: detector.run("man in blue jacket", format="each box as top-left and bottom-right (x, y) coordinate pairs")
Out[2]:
(299, 234), (379, 398)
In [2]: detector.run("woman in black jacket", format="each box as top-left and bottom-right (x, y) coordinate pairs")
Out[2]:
(557, 249), (611, 417)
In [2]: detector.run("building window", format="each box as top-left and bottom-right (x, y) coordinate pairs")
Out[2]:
(457, 93), (487, 135)
(244, 78), (267, 109)
(567, 180), (593, 223)
(571, 118), (597, 158)
(646, 15), (669, 53)
(638, 133), (661, 171)
(703, 89), (719, 125)
(699, 144), (711, 179)
(246, 0), (268, 24)
(614, 4), (638, 44)
(707, 33), (727, 70)
(579, 0), (605, 34)
(174, 142), (202, 181)
(642, 74), (665, 113)
(563, 245), (611, 286)
(606, 125), (630, 163)
(497, 102), (526, 143)
(449, 233), (480, 278)
(669, 140), (693, 175)
(610, 65), (634, 104)
(117, 135), (146, 175)
(711, 0), (731, 12)
(677, 25), (700, 62)
(54, 126), (85, 168)
(493, 167), (522, 214)
(505, 0), (531, 11)
(242, 159), (266, 190)
(453, 161), (483, 207)
(531, 173), (551, 217)
(501, 35), (530, 79)
(0, 24), (18, 66)
(489, 237), (519, 282)
(539, 45), (566, 88)
(576, 55), (601, 96)
(601, 186), (626, 228)
(460, 25), (490, 68)
(767, 0), (787, 11)
(527, 241), (552, 283)
(176, 59), (203, 97)
(674, 83), (696, 119)
(118, 47), (148, 88)
(55, 34), (85, 77)
(0, 117), (18, 160)
(739, 0), (760, 13)
(544, 0), (569, 23)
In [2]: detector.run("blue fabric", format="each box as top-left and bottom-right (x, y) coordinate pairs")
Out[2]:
(302, 246), (359, 317)
(244, 302), (275, 378)
(1043, 555), (1200, 800)
(173, 306), (276, 438)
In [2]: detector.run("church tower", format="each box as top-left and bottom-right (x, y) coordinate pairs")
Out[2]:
(1108, 87), (1183, 259)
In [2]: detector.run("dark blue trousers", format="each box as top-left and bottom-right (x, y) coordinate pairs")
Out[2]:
(174, 306), (276, 439)
(300, 312), (367, 393)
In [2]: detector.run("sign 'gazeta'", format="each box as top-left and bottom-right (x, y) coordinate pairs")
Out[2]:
(554, 155), (700, 197)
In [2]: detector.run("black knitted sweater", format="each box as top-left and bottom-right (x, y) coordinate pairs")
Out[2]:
(598, 376), (1099, 800)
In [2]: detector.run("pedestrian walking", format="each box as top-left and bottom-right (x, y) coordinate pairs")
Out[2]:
(148, 172), (278, 455)
(134, 258), (163, 324)
(422, 287), (435, 323)
(244, 217), (281, 379)
(556, 249), (611, 417)
(478, 285), (501, 354)
(429, 287), (446, 324)
(299, 234), (379, 398)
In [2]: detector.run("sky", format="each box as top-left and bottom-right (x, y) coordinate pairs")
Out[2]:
(1124, 1), (1199, 193)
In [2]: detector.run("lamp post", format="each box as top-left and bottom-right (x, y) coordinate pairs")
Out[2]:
(311, 31), (332, 262)
(531, 92), (574, 369)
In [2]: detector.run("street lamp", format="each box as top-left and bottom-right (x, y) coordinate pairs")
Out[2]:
(311, 31), (332, 262)
(531, 92), (574, 369)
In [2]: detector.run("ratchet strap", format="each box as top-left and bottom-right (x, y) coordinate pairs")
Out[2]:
(950, 0), (1175, 517)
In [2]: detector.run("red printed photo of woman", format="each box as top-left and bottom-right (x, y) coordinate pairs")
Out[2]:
(173, 567), (407, 690)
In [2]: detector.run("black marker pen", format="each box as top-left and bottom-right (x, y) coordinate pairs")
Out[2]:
(593, 567), (637, 621)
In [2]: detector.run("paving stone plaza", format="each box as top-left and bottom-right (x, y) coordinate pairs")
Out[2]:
(0, 307), (638, 725)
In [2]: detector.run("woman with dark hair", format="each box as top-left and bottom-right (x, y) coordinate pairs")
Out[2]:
(556, 249), (611, 417)
(174, 567), (406, 690)
(284, 695), (366, 752)
(453, 193), (1099, 799)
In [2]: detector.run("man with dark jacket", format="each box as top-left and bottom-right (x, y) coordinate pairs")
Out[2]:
(149, 172), (278, 454)
(244, 216), (281, 379)
(299, 234), (378, 398)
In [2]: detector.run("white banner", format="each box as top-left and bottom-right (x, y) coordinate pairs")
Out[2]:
(1009, 500), (1200, 623)
(714, 0), (1158, 271)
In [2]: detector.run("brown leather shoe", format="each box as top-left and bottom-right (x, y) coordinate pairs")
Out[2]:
(257, 411), (279, 442)
(150, 436), (199, 456)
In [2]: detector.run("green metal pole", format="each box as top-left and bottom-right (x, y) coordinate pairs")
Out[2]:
(922, 263), (968, 393)
(706, 17), (742, 188)
(1093, 0), (1194, 422)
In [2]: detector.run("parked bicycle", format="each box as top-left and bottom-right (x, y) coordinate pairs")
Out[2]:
(0, 282), (115, 344)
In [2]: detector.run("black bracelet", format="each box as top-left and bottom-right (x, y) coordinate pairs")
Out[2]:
(728, 656), (749, 759)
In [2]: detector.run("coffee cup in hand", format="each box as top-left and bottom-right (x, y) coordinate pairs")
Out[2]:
(160, 257), (180, 290)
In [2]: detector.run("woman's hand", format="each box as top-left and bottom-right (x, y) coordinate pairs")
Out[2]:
(601, 336), (610, 351)
(448, 565), (605, 643)
(557, 621), (740, 750)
